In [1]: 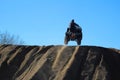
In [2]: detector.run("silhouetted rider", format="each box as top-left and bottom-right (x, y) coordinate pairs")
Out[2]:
(65, 19), (82, 45)
(67, 19), (82, 33)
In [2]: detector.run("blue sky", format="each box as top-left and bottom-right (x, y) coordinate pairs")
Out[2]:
(0, 0), (120, 49)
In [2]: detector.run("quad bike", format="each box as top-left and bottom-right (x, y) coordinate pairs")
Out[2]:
(64, 28), (82, 45)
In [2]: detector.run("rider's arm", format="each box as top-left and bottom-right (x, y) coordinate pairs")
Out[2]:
(74, 23), (80, 27)
(67, 28), (69, 32)
(74, 23), (82, 31)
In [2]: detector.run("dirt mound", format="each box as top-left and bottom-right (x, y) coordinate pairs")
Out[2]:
(0, 45), (120, 80)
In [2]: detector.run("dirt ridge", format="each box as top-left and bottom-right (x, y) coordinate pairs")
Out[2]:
(0, 45), (120, 80)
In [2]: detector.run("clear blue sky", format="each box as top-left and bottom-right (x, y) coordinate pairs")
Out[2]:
(0, 0), (120, 49)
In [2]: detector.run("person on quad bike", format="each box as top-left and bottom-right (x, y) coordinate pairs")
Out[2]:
(64, 19), (82, 45)
(68, 19), (82, 33)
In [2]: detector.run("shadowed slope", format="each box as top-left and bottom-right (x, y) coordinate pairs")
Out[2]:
(0, 45), (120, 80)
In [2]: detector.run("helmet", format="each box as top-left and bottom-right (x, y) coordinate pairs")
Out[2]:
(71, 19), (74, 23)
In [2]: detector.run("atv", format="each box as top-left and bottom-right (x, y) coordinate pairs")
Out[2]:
(64, 28), (82, 45)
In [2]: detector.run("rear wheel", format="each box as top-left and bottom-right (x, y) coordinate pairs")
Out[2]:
(76, 33), (82, 45)
(77, 39), (81, 45)
(64, 36), (69, 45)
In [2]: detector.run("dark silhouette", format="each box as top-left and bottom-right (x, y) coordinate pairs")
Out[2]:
(69, 19), (82, 33)
(64, 19), (82, 45)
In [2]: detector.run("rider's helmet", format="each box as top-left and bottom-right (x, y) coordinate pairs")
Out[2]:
(70, 19), (75, 27)
(71, 19), (74, 23)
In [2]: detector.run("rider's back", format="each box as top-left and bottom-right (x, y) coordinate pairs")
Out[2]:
(69, 19), (82, 33)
